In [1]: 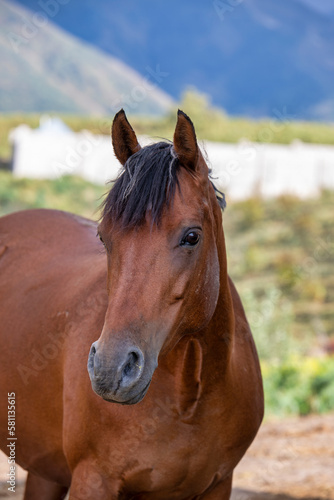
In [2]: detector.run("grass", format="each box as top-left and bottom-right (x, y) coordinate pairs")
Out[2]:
(223, 192), (334, 345)
(0, 171), (105, 218)
(0, 171), (333, 417)
(263, 355), (334, 416)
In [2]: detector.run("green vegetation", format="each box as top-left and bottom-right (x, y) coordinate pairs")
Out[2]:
(0, 172), (333, 418)
(223, 192), (334, 417)
(1, 89), (334, 159)
(132, 89), (334, 146)
(223, 193), (334, 345)
(263, 356), (334, 416)
(0, 171), (105, 218)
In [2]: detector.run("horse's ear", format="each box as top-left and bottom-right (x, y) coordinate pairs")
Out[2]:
(173, 110), (198, 171)
(112, 109), (141, 165)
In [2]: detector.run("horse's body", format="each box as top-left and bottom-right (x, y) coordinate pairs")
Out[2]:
(0, 110), (263, 499)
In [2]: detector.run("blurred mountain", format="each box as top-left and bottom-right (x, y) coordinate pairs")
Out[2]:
(14, 0), (334, 121)
(0, 0), (173, 115)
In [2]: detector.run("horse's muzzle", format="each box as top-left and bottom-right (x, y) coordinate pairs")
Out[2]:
(87, 340), (154, 404)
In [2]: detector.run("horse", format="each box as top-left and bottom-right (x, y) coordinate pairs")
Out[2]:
(0, 110), (264, 499)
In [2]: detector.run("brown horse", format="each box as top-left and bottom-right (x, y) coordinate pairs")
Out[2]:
(0, 110), (263, 499)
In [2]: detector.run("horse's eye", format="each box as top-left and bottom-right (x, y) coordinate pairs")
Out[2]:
(181, 231), (200, 247)
(98, 235), (106, 247)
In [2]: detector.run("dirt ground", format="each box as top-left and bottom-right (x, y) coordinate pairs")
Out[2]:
(0, 413), (333, 499)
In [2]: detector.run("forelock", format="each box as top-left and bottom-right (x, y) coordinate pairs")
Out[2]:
(102, 141), (180, 227)
(101, 140), (226, 229)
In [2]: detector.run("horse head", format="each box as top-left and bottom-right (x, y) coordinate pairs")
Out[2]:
(88, 109), (227, 404)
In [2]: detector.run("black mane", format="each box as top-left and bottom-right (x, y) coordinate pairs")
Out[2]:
(102, 141), (225, 228)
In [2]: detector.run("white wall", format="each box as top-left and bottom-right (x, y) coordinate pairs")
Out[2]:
(205, 139), (334, 199)
(10, 125), (334, 200)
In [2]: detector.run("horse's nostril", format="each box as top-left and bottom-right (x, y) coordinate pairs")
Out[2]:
(122, 350), (142, 379)
(130, 351), (139, 364)
(89, 341), (98, 358)
(87, 342), (98, 380)
(123, 362), (132, 376)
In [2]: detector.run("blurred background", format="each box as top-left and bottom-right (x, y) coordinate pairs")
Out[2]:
(0, 0), (334, 498)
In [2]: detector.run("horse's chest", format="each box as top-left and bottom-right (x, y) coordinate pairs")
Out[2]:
(109, 410), (232, 498)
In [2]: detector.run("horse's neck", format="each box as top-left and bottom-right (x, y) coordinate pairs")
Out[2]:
(209, 218), (236, 351)
(160, 297), (234, 421)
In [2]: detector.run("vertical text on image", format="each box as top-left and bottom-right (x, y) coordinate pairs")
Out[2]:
(7, 392), (16, 493)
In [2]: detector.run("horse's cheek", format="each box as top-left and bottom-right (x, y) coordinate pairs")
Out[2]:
(205, 249), (220, 318)
(194, 248), (220, 327)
